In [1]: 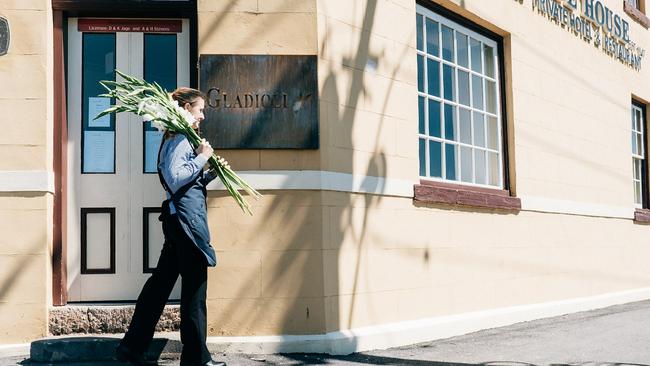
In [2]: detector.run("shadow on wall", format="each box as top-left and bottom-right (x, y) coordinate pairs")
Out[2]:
(203, 0), (419, 343)
(0, 192), (48, 342)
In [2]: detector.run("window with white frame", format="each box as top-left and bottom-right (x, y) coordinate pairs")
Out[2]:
(632, 102), (646, 207)
(416, 4), (503, 188)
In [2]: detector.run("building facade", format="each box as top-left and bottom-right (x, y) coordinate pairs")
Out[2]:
(1, 0), (650, 352)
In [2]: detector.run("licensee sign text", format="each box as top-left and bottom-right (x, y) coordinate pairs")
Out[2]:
(78, 19), (182, 33)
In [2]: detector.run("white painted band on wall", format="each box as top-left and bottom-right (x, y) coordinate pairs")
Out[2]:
(519, 195), (635, 219)
(204, 286), (650, 355)
(206, 170), (637, 219)
(205, 170), (416, 198)
(0, 169), (637, 219)
(0, 171), (55, 193)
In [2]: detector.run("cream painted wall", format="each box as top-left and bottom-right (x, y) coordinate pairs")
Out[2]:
(317, 0), (419, 181)
(206, 191), (326, 335)
(0, 0), (52, 171)
(321, 191), (650, 331)
(0, 0), (53, 342)
(0, 195), (50, 342)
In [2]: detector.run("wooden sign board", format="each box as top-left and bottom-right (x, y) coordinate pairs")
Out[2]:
(199, 55), (318, 149)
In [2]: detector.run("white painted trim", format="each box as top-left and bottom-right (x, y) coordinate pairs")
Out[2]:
(519, 195), (635, 219)
(205, 171), (638, 219)
(206, 170), (416, 198)
(0, 343), (30, 357)
(0, 171), (54, 193)
(4, 288), (646, 356)
(203, 287), (650, 355)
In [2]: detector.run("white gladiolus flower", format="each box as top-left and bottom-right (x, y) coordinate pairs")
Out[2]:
(142, 113), (155, 122)
(151, 120), (166, 131)
(174, 104), (196, 124)
(138, 100), (147, 114)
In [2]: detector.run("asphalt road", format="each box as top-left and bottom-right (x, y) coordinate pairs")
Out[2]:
(5, 300), (650, 365)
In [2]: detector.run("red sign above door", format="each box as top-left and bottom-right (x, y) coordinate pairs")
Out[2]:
(78, 19), (182, 33)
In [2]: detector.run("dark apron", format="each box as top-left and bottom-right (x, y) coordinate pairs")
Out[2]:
(157, 138), (217, 267)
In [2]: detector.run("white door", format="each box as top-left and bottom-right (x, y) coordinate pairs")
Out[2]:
(66, 18), (190, 301)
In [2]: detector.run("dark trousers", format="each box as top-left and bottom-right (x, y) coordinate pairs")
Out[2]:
(121, 211), (211, 365)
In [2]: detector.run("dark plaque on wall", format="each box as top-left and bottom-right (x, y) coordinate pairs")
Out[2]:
(199, 54), (318, 149)
(0, 17), (9, 56)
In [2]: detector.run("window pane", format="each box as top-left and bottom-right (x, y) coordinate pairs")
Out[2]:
(633, 158), (641, 180)
(461, 146), (472, 182)
(441, 25), (454, 62)
(416, 15), (424, 51)
(488, 152), (499, 186)
(426, 18), (439, 56)
(445, 143), (457, 180)
(430, 141), (442, 178)
(458, 70), (470, 106)
(470, 37), (482, 73)
(472, 75), (484, 110)
(637, 133), (644, 156)
(144, 34), (177, 173)
(418, 96), (425, 134)
(427, 58), (440, 96)
(144, 34), (177, 91)
(459, 107), (472, 144)
(473, 112), (486, 147)
(638, 158), (644, 179)
(443, 64), (455, 101)
(444, 103), (456, 140)
(457, 32), (469, 68)
(487, 116), (499, 150)
(474, 149), (487, 184)
(428, 99), (441, 137)
(484, 44), (495, 77)
(82, 33), (116, 174)
(486, 80), (497, 114)
(417, 55), (424, 93)
(419, 139), (426, 176)
(632, 132), (638, 155)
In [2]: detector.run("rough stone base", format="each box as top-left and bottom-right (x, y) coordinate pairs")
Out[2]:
(49, 304), (180, 335)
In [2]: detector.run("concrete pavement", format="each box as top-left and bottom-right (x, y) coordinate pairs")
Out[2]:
(4, 299), (650, 365)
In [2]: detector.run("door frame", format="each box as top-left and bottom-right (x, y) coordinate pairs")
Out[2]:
(52, 0), (198, 305)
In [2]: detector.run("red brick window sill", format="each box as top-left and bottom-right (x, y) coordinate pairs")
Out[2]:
(414, 180), (521, 211)
(634, 208), (650, 223)
(624, 1), (650, 28)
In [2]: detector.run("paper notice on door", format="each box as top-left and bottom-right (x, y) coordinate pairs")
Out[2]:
(88, 97), (111, 128)
(144, 130), (164, 173)
(83, 131), (115, 173)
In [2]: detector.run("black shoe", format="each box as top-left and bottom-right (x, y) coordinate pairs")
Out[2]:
(203, 361), (226, 366)
(115, 344), (158, 366)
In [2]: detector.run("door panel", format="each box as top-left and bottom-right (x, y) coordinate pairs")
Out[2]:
(67, 18), (189, 301)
